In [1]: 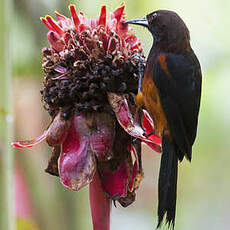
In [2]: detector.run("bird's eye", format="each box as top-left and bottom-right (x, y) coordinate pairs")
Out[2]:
(148, 12), (158, 23)
(152, 13), (158, 18)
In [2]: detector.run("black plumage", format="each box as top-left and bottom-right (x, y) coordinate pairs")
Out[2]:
(126, 10), (202, 228)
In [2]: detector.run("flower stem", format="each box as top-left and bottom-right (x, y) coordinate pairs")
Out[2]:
(0, 0), (15, 229)
(89, 172), (111, 230)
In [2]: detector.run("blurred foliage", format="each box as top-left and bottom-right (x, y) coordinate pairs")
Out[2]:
(17, 219), (39, 230)
(1, 0), (230, 229)
(1, 0), (15, 229)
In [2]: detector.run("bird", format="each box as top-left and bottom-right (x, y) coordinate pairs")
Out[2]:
(126, 10), (202, 228)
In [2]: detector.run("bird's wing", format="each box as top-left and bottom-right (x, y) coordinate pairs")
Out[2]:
(152, 51), (201, 160)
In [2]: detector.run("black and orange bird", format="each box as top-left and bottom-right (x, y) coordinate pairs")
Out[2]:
(126, 10), (202, 228)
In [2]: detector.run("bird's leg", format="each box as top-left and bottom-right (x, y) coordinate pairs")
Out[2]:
(131, 53), (145, 93)
(138, 56), (145, 93)
(132, 137), (138, 143)
(144, 131), (155, 137)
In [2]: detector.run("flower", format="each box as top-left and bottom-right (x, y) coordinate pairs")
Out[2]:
(12, 3), (161, 230)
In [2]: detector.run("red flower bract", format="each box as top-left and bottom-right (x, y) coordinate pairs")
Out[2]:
(41, 3), (140, 56)
(12, 3), (161, 230)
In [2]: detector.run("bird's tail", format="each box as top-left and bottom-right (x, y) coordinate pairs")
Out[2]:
(157, 134), (178, 229)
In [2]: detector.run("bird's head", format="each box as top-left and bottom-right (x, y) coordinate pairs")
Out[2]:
(126, 10), (190, 53)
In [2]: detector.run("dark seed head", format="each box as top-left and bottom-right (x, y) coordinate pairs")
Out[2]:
(105, 54), (113, 64)
(101, 69), (107, 76)
(100, 82), (106, 90)
(112, 69), (121, 77)
(89, 83), (98, 89)
(69, 86), (79, 99)
(42, 36), (145, 117)
(42, 47), (52, 57)
(105, 65), (111, 72)
(117, 82), (127, 93)
(103, 77), (110, 84)
(60, 80), (70, 88)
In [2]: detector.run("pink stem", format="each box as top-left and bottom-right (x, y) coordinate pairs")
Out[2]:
(89, 172), (111, 230)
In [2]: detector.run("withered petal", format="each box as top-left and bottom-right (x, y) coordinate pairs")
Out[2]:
(118, 191), (136, 208)
(108, 92), (160, 149)
(45, 145), (61, 176)
(11, 130), (48, 148)
(46, 112), (71, 146)
(90, 113), (115, 160)
(128, 160), (138, 192)
(100, 160), (129, 199)
(59, 115), (96, 190)
(142, 109), (161, 146)
(47, 31), (65, 52)
(12, 112), (70, 149)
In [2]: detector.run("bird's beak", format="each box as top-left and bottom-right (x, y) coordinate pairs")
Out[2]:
(125, 17), (148, 28)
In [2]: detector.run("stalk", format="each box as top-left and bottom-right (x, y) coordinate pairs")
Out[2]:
(89, 172), (111, 230)
(0, 0), (15, 229)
